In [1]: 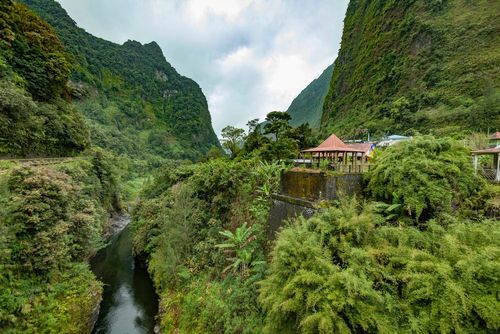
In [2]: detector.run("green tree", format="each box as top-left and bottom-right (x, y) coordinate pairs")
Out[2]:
(6, 167), (73, 273)
(259, 199), (500, 334)
(264, 111), (292, 140)
(243, 118), (269, 154)
(288, 123), (318, 150)
(221, 125), (246, 158)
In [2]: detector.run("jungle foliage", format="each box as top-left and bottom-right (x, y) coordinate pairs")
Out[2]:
(367, 136), (482, 221)
(259, 199), (499, 334)
(260, 136), (499, 334)
(132, 157), (285, 333)
(19, 0), (219, 160)
(221, 111), (319, 162)
(0, 0), (89, 156)
(134, 135), (499, 334)
(0, 150), (121, 333)
(322, 0), (500, 137)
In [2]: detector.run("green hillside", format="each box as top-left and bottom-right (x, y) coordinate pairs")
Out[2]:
(21, 0), (219, 160)
(286, 64), (334, 128)
(322, 0), (500, 137)
(0, 0), (89, 157)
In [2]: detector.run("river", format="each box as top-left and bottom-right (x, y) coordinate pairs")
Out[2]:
(90, 215), (159, 334)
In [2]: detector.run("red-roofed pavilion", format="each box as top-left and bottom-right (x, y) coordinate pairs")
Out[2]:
(299, 134), (372, 173)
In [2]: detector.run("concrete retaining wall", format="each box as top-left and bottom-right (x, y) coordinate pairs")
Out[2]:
(268, 170), (364, 238)
(280, 169), (363, 201)
(268, 194), (317, 239)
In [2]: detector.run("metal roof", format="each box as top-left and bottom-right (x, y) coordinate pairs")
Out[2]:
(490, 132), (500, 140)
(472, 146), (500, 155)
(302, 134), (366, 153)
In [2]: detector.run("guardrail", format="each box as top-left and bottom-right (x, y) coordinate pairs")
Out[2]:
(293, 161), (372, 174)
(479, 168), (499, 183)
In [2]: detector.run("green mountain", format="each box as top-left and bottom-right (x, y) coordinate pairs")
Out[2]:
(0, 0), (89, 156)
(20, 0), (219, 160)
(322, 0), (500, 137)
(286, 64), (334, 128)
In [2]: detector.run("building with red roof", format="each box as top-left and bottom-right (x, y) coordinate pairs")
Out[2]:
(299, 134), (374, 173)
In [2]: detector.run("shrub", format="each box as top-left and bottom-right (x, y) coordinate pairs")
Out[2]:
(367, 136), (482, 221)
(6, 167), (74, 273)
(259, 199), (500, 333)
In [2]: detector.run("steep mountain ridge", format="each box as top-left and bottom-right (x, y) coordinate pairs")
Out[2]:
(322, 0), (500, 137)
(286, 63), (334, 128)
(21, 0), (219, 160)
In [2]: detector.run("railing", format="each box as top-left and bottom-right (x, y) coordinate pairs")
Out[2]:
(479, 168), (499, 182)
(293, 161), (372, 174)
(336, 164), (372, 174)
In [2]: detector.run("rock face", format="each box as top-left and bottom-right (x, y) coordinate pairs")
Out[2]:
(21, 0), (220, 160)
(86, 292), (102, 334)
(322, 0), (500, 137)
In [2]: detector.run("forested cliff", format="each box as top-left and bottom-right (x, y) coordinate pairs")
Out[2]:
(19, 0), (219, 160)
(286, 64), (334, 128)
(0, 0), (89, 156)
(322, 0), (500, 137)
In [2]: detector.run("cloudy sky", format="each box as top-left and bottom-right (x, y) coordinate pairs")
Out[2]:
(58, 0), (349, 135)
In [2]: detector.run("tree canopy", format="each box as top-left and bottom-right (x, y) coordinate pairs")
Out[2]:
(221, 125), (245, 158)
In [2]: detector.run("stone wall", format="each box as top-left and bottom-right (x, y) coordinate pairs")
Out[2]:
(280, 169), (363, 201)
(268, 194), (317, 239)
(268, 169), (364, 238)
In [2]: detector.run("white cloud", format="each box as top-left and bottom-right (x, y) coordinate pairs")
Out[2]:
(57, 0), (349, 135)
(185, 0), (254, 24)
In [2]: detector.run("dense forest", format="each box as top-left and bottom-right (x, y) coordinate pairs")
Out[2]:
(0, 0), (89, 157)
(322, 0), (500, 137)
(0, 150), (121, 333)
(19, 0), (219, 160)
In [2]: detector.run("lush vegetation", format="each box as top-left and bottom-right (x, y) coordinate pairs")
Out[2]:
(287, 64), (334, 128)
(322, 0), (500, 138)
(368, 136), (481, 221)
(132, 158), (284, 333)
(0, 0), (89, 156)
(220, 111), (318, 162)
(0, 150), (121, 333)
(133, 134), (499, 333)
(2, 1), (499, 333)
(20, 0), (219, 160)
(260, 199), (498, 333)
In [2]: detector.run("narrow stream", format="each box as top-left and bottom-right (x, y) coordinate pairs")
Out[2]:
(90, 216), (158, 334)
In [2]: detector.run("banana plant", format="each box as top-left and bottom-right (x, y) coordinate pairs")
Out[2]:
(216, 222), (261, 276)
(375, 192), (403, 222)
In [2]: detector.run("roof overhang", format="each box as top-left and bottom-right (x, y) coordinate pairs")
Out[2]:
(472, 146), (500, 155)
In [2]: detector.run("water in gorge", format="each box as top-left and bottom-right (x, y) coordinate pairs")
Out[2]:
(91, 215), (158, 334)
